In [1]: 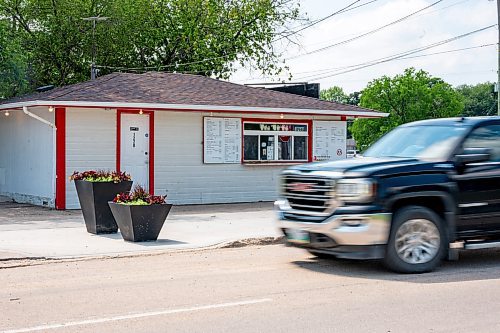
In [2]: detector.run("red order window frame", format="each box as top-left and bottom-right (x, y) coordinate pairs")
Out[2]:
(241, 118), (313, 164)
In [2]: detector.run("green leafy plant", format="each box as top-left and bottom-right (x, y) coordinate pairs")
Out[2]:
(350, 68), (464, 150)
(0, 0), (301, 92)
(70, 170), (131, 183)
(113, 185), (167, 205)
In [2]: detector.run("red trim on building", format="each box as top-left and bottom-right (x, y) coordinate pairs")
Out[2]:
(241, 118), (313, 163)
(149, 111), (155, 195)
(55, 107), (66, 210)
(307, 123), (313, 162)
(116, 110), (121, 173)
(116, 109), (155, 195)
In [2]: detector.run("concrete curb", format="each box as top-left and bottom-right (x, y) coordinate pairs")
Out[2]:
(0, 236), (285, 269)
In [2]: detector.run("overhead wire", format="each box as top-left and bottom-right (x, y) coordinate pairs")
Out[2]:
(286, 43), (496, 77)
(281, 0), (380, 33)
(286, 0), (470, 54)
(286, 0), (445, 60)
(291, 24), (497, 81)
(239, 39), (496, 84)
(275, 0), (364, 41)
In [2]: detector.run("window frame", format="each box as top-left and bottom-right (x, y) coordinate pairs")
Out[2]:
(241, 118), (312, 164)
(461, 123), (500, 163)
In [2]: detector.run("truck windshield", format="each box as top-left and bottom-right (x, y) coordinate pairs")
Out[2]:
(363, 125), (467, 160)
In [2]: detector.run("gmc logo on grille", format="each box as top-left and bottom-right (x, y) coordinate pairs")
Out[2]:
(289, 182), (315, 192)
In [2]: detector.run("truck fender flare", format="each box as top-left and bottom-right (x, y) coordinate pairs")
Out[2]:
(386, 191), (457, 243)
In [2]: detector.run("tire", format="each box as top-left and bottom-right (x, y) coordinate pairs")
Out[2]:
(384, 206), (446, 274)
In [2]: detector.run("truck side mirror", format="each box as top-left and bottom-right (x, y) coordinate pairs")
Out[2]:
(455, 147), (491, 166)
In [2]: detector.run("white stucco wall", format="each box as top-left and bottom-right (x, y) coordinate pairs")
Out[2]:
(0, 107), (55, 206)
(154, 111), (342, 205)
(65, 108), (117, 209)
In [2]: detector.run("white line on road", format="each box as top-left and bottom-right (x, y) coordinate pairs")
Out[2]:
(1, 298), (273, 333)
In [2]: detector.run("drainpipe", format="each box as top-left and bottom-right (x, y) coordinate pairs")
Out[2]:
(23, 106), (56, 128)
(23, 106), (57, 207)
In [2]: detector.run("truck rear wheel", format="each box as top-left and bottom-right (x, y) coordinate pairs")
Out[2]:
(384, 206), (446, 273)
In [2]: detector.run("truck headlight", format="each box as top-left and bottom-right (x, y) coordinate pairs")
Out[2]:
(336, 179), (376, 203)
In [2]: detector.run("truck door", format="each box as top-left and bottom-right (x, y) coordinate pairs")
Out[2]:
(454, 124), (500, 236)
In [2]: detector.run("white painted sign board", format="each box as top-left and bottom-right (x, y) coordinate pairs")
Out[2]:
(204, 117), (241, 163)
(313, 121), (347, 161)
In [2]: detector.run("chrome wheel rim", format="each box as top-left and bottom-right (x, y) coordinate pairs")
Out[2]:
(395, 219), (440, 264)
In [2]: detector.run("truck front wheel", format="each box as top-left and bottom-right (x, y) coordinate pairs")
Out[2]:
(384, 206), (446, 273)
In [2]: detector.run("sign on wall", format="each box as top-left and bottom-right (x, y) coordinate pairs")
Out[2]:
(313, 121), (347, 161)
(204, 117), (242, 163)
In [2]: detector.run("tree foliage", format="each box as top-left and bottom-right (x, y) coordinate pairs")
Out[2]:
(0, 0), (300, 97)
(320, 86), (348, 104)
(351, 68), (464, 150)
(320, 86), (361, 106)
(0, 18), (28, 99)
(455, 82), (497, 117)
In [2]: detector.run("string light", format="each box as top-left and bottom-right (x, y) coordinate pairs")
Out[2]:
(4, 111), (9, 116)
(48, 106), (54, 112)
(139, 110), (144, 115)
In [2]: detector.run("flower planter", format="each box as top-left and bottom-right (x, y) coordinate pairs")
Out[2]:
(74, 180), (133, 234)
(108, 202), (172, 242)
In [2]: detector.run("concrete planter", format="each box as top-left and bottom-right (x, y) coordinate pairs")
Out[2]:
(74, 180), (133, 234)
(108, 202), (172, 242)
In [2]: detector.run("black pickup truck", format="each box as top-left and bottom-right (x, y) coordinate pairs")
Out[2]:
(275, 117), (500, 273)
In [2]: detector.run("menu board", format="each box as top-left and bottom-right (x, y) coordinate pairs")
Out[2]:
(204, 117), (241, 163)
(313, 121), (347, 161)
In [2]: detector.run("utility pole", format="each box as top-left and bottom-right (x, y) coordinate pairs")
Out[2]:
(497, 0), (500, 115)
(82, 16), (109, 80)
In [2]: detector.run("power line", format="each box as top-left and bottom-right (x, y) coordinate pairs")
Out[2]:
(238, 43), (496, 84)
(293, 24), (497, 81)
(287, 0), (445, 61)
(275, 0), (363, 41)
(281, 0), (380, 34)
(287, 0), (470, 55)
(287, 43), (496, 77)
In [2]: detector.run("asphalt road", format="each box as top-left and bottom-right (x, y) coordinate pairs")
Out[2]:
(1, 245), (500, 333)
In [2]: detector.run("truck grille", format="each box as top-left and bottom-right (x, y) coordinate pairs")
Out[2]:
(282, 174), (336, 214)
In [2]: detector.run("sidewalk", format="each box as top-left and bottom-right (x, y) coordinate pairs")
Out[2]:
(0, 200), (281, 260)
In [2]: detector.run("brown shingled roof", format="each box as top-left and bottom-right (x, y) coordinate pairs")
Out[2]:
(1, 72), (380, 114)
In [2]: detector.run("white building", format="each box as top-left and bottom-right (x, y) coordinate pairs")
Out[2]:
(0, 72), (386, 209)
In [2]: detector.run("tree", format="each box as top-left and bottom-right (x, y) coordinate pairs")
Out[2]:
(0, 19), (28, 99)
(347, 91), (361, 106)
(320, 86), (348, 104)
(0, 0), (300, 95)
(320, 86), (362, 106)
(455, 82), (497, 117)
(351, 68), (464, 150)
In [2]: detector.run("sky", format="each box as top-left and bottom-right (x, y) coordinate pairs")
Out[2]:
(229, 0), (498, 94)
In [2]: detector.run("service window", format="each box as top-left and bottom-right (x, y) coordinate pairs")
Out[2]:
(243, 122), (309, 162)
